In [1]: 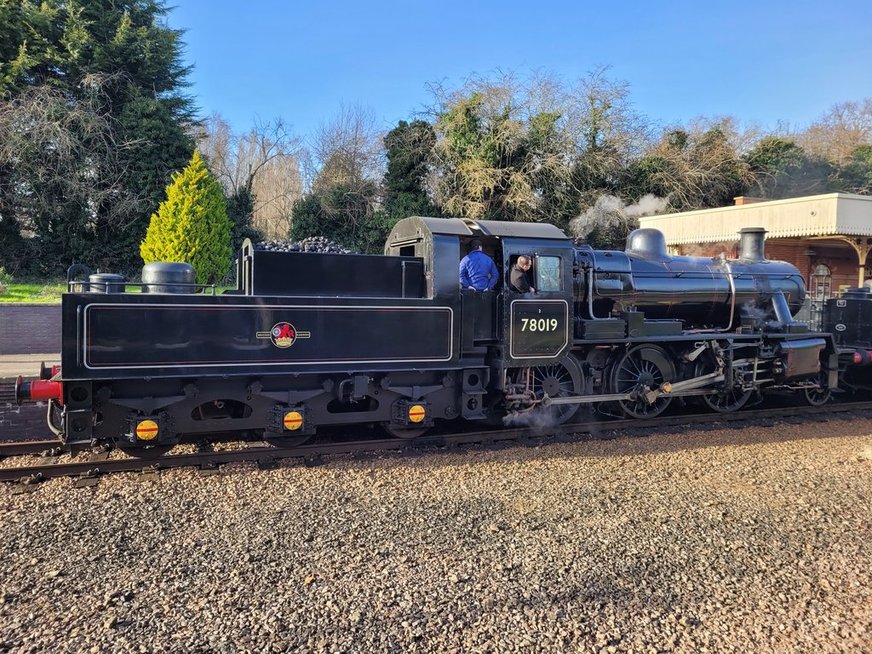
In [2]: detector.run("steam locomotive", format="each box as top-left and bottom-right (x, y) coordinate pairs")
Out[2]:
(16, 217), (846, 451)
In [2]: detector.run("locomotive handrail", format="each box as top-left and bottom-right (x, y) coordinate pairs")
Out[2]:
(65, 281), (219, 295)
(66, 263), (91, 283)
(592, 267), (803, 279)
(587, 267), (608, 321)
(719, 262), (737, 332)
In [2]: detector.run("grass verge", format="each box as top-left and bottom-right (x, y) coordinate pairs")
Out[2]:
(0, 283), (66, 303)
(0, 283), (230, 302)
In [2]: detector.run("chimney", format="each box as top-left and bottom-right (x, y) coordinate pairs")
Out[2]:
(738, 227), (767, 261)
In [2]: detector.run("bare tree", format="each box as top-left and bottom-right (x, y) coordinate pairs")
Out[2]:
(798, 99), (872, 166)
(251, 154), (303, 238)
(198, 115), (235, 187)
(566, 66), (653, 160)
(309, 104), (385, 191)
(198, 114), (304, 238)
(302, 104), (385, 234)
(0, 82), (142, 272)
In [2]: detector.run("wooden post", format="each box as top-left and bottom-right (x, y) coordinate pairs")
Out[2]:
(842, 237), (872, 286)
(850, 238), (871, 286)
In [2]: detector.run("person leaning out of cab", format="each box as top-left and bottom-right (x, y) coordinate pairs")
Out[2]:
(509, 255), (535, 294)
(459, 239), (498, 291)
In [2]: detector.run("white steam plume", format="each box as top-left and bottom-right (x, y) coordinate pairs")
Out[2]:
(570, 194), (668, 241)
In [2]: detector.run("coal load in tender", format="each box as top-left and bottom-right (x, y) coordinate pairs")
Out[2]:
(255, 236), (354, 254)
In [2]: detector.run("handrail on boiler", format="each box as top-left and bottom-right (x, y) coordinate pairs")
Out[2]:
(586, 261), (739, 330)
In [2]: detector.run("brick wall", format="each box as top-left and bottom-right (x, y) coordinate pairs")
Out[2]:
(674, 239), (863, 290)
(0, 402), (51, 441)
(805, 246), (862, 291)
(0, 304), (61, 354)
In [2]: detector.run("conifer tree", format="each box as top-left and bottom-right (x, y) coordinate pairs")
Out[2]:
(141, 151), (232, 284)
(383, 120), (439, 221)
(0, 0), (194, 275)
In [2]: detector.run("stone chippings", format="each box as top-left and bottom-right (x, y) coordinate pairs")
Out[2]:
(1, 419), (871, 654)
(255, 237), (354, 255)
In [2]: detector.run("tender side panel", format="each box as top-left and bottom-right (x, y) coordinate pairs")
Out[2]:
(82, 303), (453, 370)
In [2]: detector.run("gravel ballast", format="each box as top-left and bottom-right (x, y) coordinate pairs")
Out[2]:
(1, 418), (871, 653)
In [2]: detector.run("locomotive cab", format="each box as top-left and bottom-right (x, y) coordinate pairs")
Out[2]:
(387, 216), (581, 420)
(386, 216), (576, 359)
(499, 243), (574, 367)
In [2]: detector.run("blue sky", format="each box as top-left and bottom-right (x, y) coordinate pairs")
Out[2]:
(168, 0), (872, 139)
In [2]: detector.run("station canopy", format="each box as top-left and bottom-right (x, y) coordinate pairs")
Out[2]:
(638, 193), (872, 245)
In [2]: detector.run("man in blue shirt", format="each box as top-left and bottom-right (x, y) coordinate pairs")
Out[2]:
(459, 239), (498, 291)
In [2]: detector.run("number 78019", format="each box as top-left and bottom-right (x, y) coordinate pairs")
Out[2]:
(520, 318), (558, 332)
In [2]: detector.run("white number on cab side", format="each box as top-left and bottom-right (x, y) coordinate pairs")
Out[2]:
(520, 318), (558, 332)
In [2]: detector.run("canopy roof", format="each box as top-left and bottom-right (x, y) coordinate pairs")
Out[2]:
(639, 193), (872, 245)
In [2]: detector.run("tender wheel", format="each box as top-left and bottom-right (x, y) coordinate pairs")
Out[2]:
(508, 357), (584, 425)
(118, 444), (174, 459)
(263, 431), (312, 448)
(611, 345), (676, 419)
(695, 358), (752, 414)
(382, 424), (431, 440)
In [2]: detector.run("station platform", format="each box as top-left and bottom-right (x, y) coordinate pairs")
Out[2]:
(0, 354), (60, 439)
(0, 353), (61, 382)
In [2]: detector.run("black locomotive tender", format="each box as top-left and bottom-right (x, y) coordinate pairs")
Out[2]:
(822, 285), (872, 392)
(16, 217), (846, 451)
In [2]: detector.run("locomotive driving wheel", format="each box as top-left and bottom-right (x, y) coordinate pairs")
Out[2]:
(507, 357), (584, 425)
(695, 356), (752, 414)
(611, 344), (676, 419)
(803, 371), (832, 406)
(704, 383), (752, 413)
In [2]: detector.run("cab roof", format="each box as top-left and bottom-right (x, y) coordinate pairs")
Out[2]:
(393, 216), (570, 241)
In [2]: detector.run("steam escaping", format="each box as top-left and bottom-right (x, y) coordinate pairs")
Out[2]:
(740, 300), (771, 323)
(570, 194), (668, 241)
(680, 242), (732, 257)
(502, 409), (561, 432)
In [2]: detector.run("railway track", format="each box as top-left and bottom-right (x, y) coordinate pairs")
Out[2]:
(3, 399), (872, 487)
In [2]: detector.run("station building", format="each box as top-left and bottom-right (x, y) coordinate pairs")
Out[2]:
(638, 193), (872, 300)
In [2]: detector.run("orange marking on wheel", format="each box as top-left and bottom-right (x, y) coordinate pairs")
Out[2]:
(408, 405), (426, 423)
(283, 411), (304, 431)
(135, 420), (159, 441)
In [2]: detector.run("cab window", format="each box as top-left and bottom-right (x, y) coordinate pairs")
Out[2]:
(536, 256), (562, 292)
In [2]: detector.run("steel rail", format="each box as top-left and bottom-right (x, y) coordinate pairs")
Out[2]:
(3, 400), (872, 484)
(0, 440), (66, 457)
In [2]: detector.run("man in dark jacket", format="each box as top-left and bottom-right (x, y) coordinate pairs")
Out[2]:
(459, 240), (498, 291)
(509, 255), (535, 293)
